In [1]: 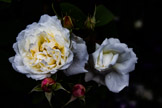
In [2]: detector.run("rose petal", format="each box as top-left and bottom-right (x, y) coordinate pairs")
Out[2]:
(105, 72), (129, 93)
(13, 43), (19, 54)
(60, 50), (74, 70)
(103, 52), (113, 67)
(39, 15), (62, 30)
(110, 54), (119, 65)
(9, 55), (30, 74)
(38, 14), (70, 45)
(97, 50), (103, 69)
(103, 43), (128, 54)
(64, 34), (89, 76)
(9, 56), (19, 72)
(92, 75), (105, 85)
(39, 14), (56, 23)
(107, 38), (120, 44)
(114, 48), (138, 74)
(92, 39), (108, 65)
(85, 72), (105, 85)
(95, 43), (100, 50)
(27, 74), (51, 80)
(85, 72), (94, 82)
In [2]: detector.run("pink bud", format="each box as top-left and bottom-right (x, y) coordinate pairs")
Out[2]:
(41, 78), (55, 92)
(72, 84), (85, 97)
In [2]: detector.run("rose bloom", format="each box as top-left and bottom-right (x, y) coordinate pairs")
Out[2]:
(85, 38), (137, 93)
(9, 14), (88, 80)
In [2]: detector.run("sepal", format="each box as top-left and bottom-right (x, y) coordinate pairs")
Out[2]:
(30, 84), (43, 93)
(52, 82), (70, 93)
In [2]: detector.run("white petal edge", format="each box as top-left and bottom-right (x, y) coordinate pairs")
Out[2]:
(95, 43), (100, 50)
(27, 74), (51, 80)
(85, 72), (105, 85)
(105, 72), (129, 93)
(38, 14), (70, 44)
(85, 72), (94, 82)
(64, 35), (89, 76)
(107, 38), (120, 44)
(110, 54), (119, 65)
(9, 55), (29, 74)
(114, 48), (138, 74)
(9, 55), (51, 80)
(92, 38), (108, 66)
(59, 49), (74, 70)
(92, 76), (105, 85)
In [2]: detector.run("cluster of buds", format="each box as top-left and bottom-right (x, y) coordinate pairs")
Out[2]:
(40, 78), (86, 107)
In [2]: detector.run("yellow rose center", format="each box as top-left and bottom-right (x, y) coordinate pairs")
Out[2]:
(25, 32), (66, 72)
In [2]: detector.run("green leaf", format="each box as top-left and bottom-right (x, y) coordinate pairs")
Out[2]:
(95, 5), (114, 27)
(30, 84), (43, 93)
(79, 96), (85, 104)
(60, 2), (86, 28)
(45, 92), (53, 108)
(52, 83), (70, 93)
(0, 0), (11, 3)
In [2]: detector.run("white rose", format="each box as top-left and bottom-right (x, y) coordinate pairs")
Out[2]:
(64, 33), (89, 76)
(9, 14), (89, 80)
(85, 38), (137, 93)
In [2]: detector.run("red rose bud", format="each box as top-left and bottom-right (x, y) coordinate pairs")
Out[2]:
(41, 78), (56, 92)
(72, 84), (85, 97)
(63, 16), (73, 29)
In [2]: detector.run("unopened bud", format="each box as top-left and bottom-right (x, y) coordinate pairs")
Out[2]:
(41, 78), (56, 92)
(72, 84), (85, 97)
(63, 16), (73, 29)
(84, 16), (96, 30)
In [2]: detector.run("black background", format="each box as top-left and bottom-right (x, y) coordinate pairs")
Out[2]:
(0, 0), (162, 108)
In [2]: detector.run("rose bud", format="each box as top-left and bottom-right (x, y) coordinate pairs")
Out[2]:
(72, 84), (85, 98)
(63, 16), (73, 29)
(41, 78), (56, 92)
(84, 16), (96, 30)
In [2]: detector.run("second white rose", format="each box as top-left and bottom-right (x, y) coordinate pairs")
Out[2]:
(85, 38), (137, 93)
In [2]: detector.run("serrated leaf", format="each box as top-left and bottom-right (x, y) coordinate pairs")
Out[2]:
(60, 2), (86, 28)
(45, 92), (53, 108)
(30, 84), (43, 93)
(0, 0), (11, 3)
(95, 5), (114, 27)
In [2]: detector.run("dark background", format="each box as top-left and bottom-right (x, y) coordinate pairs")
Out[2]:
(0, 0), (162, 108)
